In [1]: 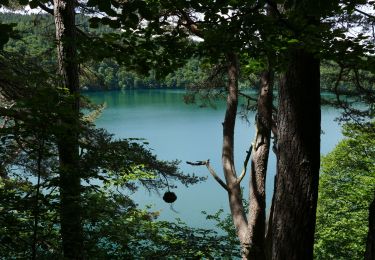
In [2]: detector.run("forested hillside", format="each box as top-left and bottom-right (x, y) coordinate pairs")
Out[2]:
(1, 12), (370, 92)
(1, 12), (210, 90)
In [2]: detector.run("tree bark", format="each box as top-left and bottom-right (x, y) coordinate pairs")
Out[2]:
(222, 52), (249, 258)
(270, 48), (320, 260)
(53, 0), (83, 258)
(247, 70), (274, 260)
(365, 193), (375, 260)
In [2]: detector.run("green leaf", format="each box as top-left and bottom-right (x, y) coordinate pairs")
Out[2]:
(287, 38), (299, 44)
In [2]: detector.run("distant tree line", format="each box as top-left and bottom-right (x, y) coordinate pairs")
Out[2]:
(1, 12), (371, 92)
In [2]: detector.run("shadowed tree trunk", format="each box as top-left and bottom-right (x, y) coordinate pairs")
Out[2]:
(188, 55), (277, 259)
(247, 70), (274, 260)
(270, 47), (320, 259)
(53, 0), (83, 258)
(222, 52), (250, 259)
(179, 9), (277, 259)
(365, 194), (375, 260)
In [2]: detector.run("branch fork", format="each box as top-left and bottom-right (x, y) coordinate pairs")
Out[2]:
(186, 143), (252, 191)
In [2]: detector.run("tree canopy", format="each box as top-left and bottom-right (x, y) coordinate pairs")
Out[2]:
(315, 122), (375, 259)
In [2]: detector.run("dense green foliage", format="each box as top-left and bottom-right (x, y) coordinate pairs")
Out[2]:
(0, 84), (237, 258)
(2, 12), (373, 92)
(0, 46), (237, 258)
(315, 122), (375, 259)
(0, 12), (209, 90)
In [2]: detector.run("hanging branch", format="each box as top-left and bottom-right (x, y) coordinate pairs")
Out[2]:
(186, 160), (229, 191)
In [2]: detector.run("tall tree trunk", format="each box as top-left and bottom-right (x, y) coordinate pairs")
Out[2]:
(53, 0), (83, 258)
(247, 70), (274, 260)
(270, 48), (320, 259)
(222, 52), (249, 259)
(365, 194), (375, 260)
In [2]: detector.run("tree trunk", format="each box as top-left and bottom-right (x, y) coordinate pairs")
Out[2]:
(247, 70), (274, 260)
(270, 48), (320, 260)
(53, 0), (83, 258)
(365, 194), (375, 260)
(222, 52), (249, 258)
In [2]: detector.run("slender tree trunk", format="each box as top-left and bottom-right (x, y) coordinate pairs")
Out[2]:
(247, 70), (274, 260)
(222, 52), (249, 258)
(32, 139), (44, 260)
(270, 48), (320, 259)
(365, 194), (375, 260)
(265, 174), (276, 260)
(53, 0), (83, 258)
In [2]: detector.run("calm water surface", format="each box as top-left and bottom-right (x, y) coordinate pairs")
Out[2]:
(88, 89), (343, 228)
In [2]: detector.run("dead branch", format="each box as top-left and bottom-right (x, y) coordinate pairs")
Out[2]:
(187, 160), (229, 191)
(354, 8), (375, 21)
(236, 143), (252, 184)
(238, 91), (258, 103)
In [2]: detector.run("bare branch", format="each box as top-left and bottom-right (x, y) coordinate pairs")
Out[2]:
(37, 2), (54, 15)
(186, 160), (206, 166)
(239, 91), (258, 103)
(236, 143), (252, 184)
(187, 160), (229, 191)
(354, 8), (375, 21)
(205, 160), (229, 191)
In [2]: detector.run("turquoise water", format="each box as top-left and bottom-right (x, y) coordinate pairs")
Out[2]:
(88, 89), (343, 228)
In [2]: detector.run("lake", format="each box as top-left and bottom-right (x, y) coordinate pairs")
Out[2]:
(87, 89), (344, 228)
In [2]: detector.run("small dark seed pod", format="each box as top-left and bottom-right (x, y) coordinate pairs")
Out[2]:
(163, 191), (177, 203)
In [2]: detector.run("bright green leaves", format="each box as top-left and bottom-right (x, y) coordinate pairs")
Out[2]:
(315, 122), (375, 259)
(241, 55), (266, 76)
(287, 38), (299, 44)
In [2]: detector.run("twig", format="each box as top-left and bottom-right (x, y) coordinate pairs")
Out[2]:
(354, 7), (375, 21)
(187, 160), (229, 191)
(37, 2), (54, 15)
